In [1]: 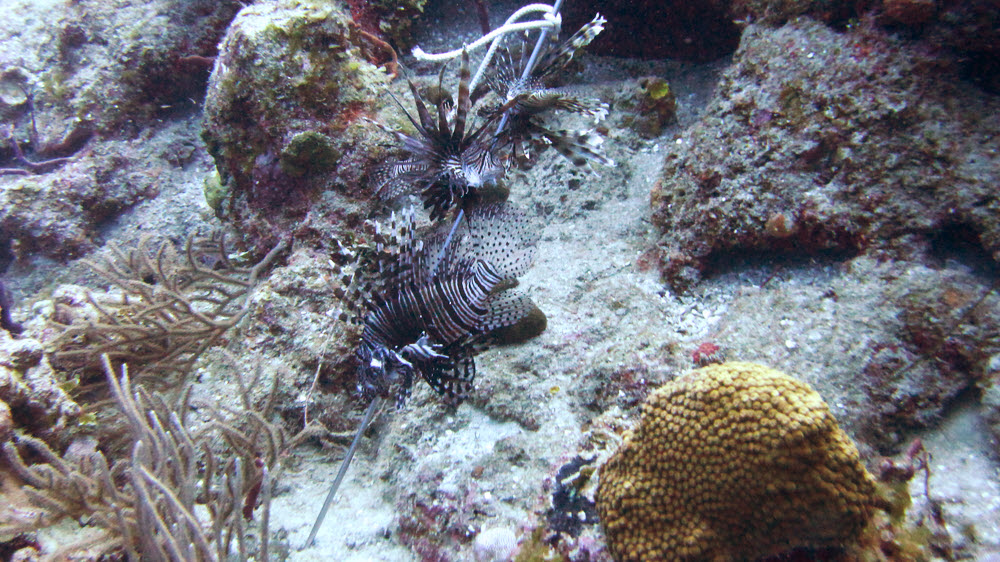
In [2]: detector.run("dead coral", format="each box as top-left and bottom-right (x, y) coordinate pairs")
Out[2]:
(49, 231), (287, 387)
(0, 331), (80, 444)
(0, 278), (24, 335)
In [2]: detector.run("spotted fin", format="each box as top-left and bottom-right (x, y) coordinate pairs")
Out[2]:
(416, 203), (538, 283)
(457, 204), (539, 280)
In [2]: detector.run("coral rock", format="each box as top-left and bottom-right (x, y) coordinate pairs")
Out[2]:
(0, 398), (11, 443)
(652, 19), (1000, 291)
(596, 361), (878, 561)
(202, 0), (390, 245)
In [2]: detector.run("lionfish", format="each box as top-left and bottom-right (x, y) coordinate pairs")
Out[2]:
(308, 203), (541, 544)
(373, 15), (612, 221)
(341, 202), (539, 405)
(373, 51), (519, 221)
(486, 14), (614, 168)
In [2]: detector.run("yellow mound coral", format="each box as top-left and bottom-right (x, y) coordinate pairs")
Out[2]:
(596, 361), (879, 561)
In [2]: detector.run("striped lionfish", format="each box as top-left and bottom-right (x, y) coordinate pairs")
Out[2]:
(486, 14), (615, 168)
(308, 203), (542, 543)
(373, 51), (517, 221)
(340, 202), (540, 405)
(373, 15), (612, 221)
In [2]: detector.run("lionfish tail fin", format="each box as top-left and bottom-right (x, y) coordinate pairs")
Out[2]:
(482, 290), (537, 331)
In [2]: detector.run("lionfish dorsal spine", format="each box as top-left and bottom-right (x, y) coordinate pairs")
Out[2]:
(535, 14), (607, 78)
(452, 49), (472, 144)
(406, 77), (436, 134)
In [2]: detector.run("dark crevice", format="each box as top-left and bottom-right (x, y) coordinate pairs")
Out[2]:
(928, 223), (999, 279)
(702, 246), (859, 285)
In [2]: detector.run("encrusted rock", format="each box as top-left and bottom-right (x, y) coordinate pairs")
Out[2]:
(652, 19), (1000, 291)
(202, 0), (393, 246)
(0, 331), (80, 444)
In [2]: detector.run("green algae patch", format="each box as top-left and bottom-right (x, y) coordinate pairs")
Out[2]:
(280, 131), (341, 177)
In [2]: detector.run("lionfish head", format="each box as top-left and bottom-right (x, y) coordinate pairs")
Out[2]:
(442, 148), (502, 190)
(356, 343), (415, 404)
(374, 50), (511, 220)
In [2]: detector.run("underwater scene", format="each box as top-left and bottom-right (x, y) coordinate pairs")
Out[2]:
(1, 0), (999, 560)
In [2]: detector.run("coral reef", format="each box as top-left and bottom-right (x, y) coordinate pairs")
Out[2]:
(201, 0), (393, 245)
(234, 246), (363, 439)
(711, 255), (1000, 452)
(347, 0), (427, 50)
(863, 267), (1000, 445)
(0, 0), (239, 134)
(652, 19), (1000, 291)
(618, 76), (678, 139)
(473, 526), (518, 562)
(0, 0), (241, 261)
(2, 0), (1000, 559)
(596, 362), (879, 561)
(980, 354), (1000, 444)
(0, 278), (22, 335)
(0, 331), (80, 446)
(1, 116), (212, 261)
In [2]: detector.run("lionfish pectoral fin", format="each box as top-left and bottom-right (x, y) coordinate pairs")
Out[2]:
(540, 127), (615, 168)
(401, 333), (449, 360)
(375, 164), (424, 201)
(419, 346), (476, 401)
(545, 94), (609, 120)
(454, 204), (539, 280)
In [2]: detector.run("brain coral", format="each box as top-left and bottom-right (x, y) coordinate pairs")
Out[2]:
(596, 361), (878, 561)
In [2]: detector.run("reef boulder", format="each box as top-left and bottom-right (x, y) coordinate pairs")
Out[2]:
(202, 0), (395, 246)
(651, 18), (1000, 291)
